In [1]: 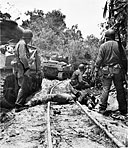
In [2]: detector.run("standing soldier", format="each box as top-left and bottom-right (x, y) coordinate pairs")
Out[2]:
(94, 29), (127, 117)
(14, 29), (33, 112)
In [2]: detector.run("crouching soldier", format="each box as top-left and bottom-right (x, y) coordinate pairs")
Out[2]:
(70, 64), (90, 90)
(69, 64), (97, 109)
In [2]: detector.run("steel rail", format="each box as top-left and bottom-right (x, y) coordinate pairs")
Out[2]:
(47, 81), (64, 148)
(47, 101), (53, 148)
(47, 80), (126, 148)
(76, 101), (126, 148)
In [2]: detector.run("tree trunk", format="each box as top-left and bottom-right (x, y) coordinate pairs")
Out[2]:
(127, 1), (128, 110)
(126, 1), (128, 76)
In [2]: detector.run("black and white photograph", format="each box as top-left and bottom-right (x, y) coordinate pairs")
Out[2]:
(0, 0), (128, 147)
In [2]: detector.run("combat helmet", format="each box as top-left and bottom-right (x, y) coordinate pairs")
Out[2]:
(78, 63), (85, 70)
(104, 29), (115, 40)
(22, 29), (33, 39)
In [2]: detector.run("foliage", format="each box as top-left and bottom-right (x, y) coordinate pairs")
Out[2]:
(45, 10), (66, 31)
(85, 34), (100, 60)
(0, 8), (100, 69)
(21, 9), (100, 69)
(0, 11), (11, 19)
(101, 0), (127, 47)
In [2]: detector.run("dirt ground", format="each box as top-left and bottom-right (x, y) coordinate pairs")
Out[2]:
(0, 79), (128, 148)
(50, 103), (117, 148)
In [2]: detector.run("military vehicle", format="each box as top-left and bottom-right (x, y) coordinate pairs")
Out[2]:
(0, 19), (43, 110)
(43, 55), (73, 80)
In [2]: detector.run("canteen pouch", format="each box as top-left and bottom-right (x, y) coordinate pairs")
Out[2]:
(112, 64), (121, 74)
(102, 64), (121, 78)
(102, 66), (109, 75)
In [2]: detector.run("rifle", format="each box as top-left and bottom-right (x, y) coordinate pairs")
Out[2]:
(117, 29), (127, 87)
(28, 44), (37, 50)
(29, 49), (38, 72)
(117, 29), (127, 75)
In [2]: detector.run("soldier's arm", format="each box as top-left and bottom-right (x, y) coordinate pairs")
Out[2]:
(93, 46), (105, 79)
(19, 43), (27, 59)
(71, 71), (77, 80)
(78, 72), (83, 82)
(95, 46), (104, 70)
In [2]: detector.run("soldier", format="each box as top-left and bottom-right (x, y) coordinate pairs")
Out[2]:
(14, 29), (33, 112)
(69, 64), (97, 109)
(83, 64), (95, 87)
(94, 29), (127, 116)
(70, 63), (90, 90)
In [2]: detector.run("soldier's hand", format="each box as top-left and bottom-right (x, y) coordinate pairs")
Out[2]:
(94, 67), (99, 77)
(29, 58), (35, 64)
(94, 71), (98, 78)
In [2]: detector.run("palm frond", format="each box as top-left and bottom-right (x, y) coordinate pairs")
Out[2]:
(103, 1), (108, 18)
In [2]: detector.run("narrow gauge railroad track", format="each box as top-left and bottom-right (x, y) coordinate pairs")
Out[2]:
(0, 79), (127, 148)
(46, 81), (126, 148)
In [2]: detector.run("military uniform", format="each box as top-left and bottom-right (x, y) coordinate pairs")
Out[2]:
(14, 30), (33, 111)
(70, 66), (90, 90)
(14, 39), (30, 109)
(95, 33), (127, 115)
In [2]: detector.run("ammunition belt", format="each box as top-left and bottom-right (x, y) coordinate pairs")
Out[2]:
(102, 64), (121, 78)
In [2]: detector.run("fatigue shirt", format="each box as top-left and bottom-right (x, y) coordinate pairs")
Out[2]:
(95, 40), (121, 69)
(71, 69), (84, 83)
(15, 39), (29, 78)
(15, 39), (26, 58)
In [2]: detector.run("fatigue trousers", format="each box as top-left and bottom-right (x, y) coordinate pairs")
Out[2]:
(99, 71), (127, 114)
(15, 75), (31, 107)
(71, 81), (90, 91)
